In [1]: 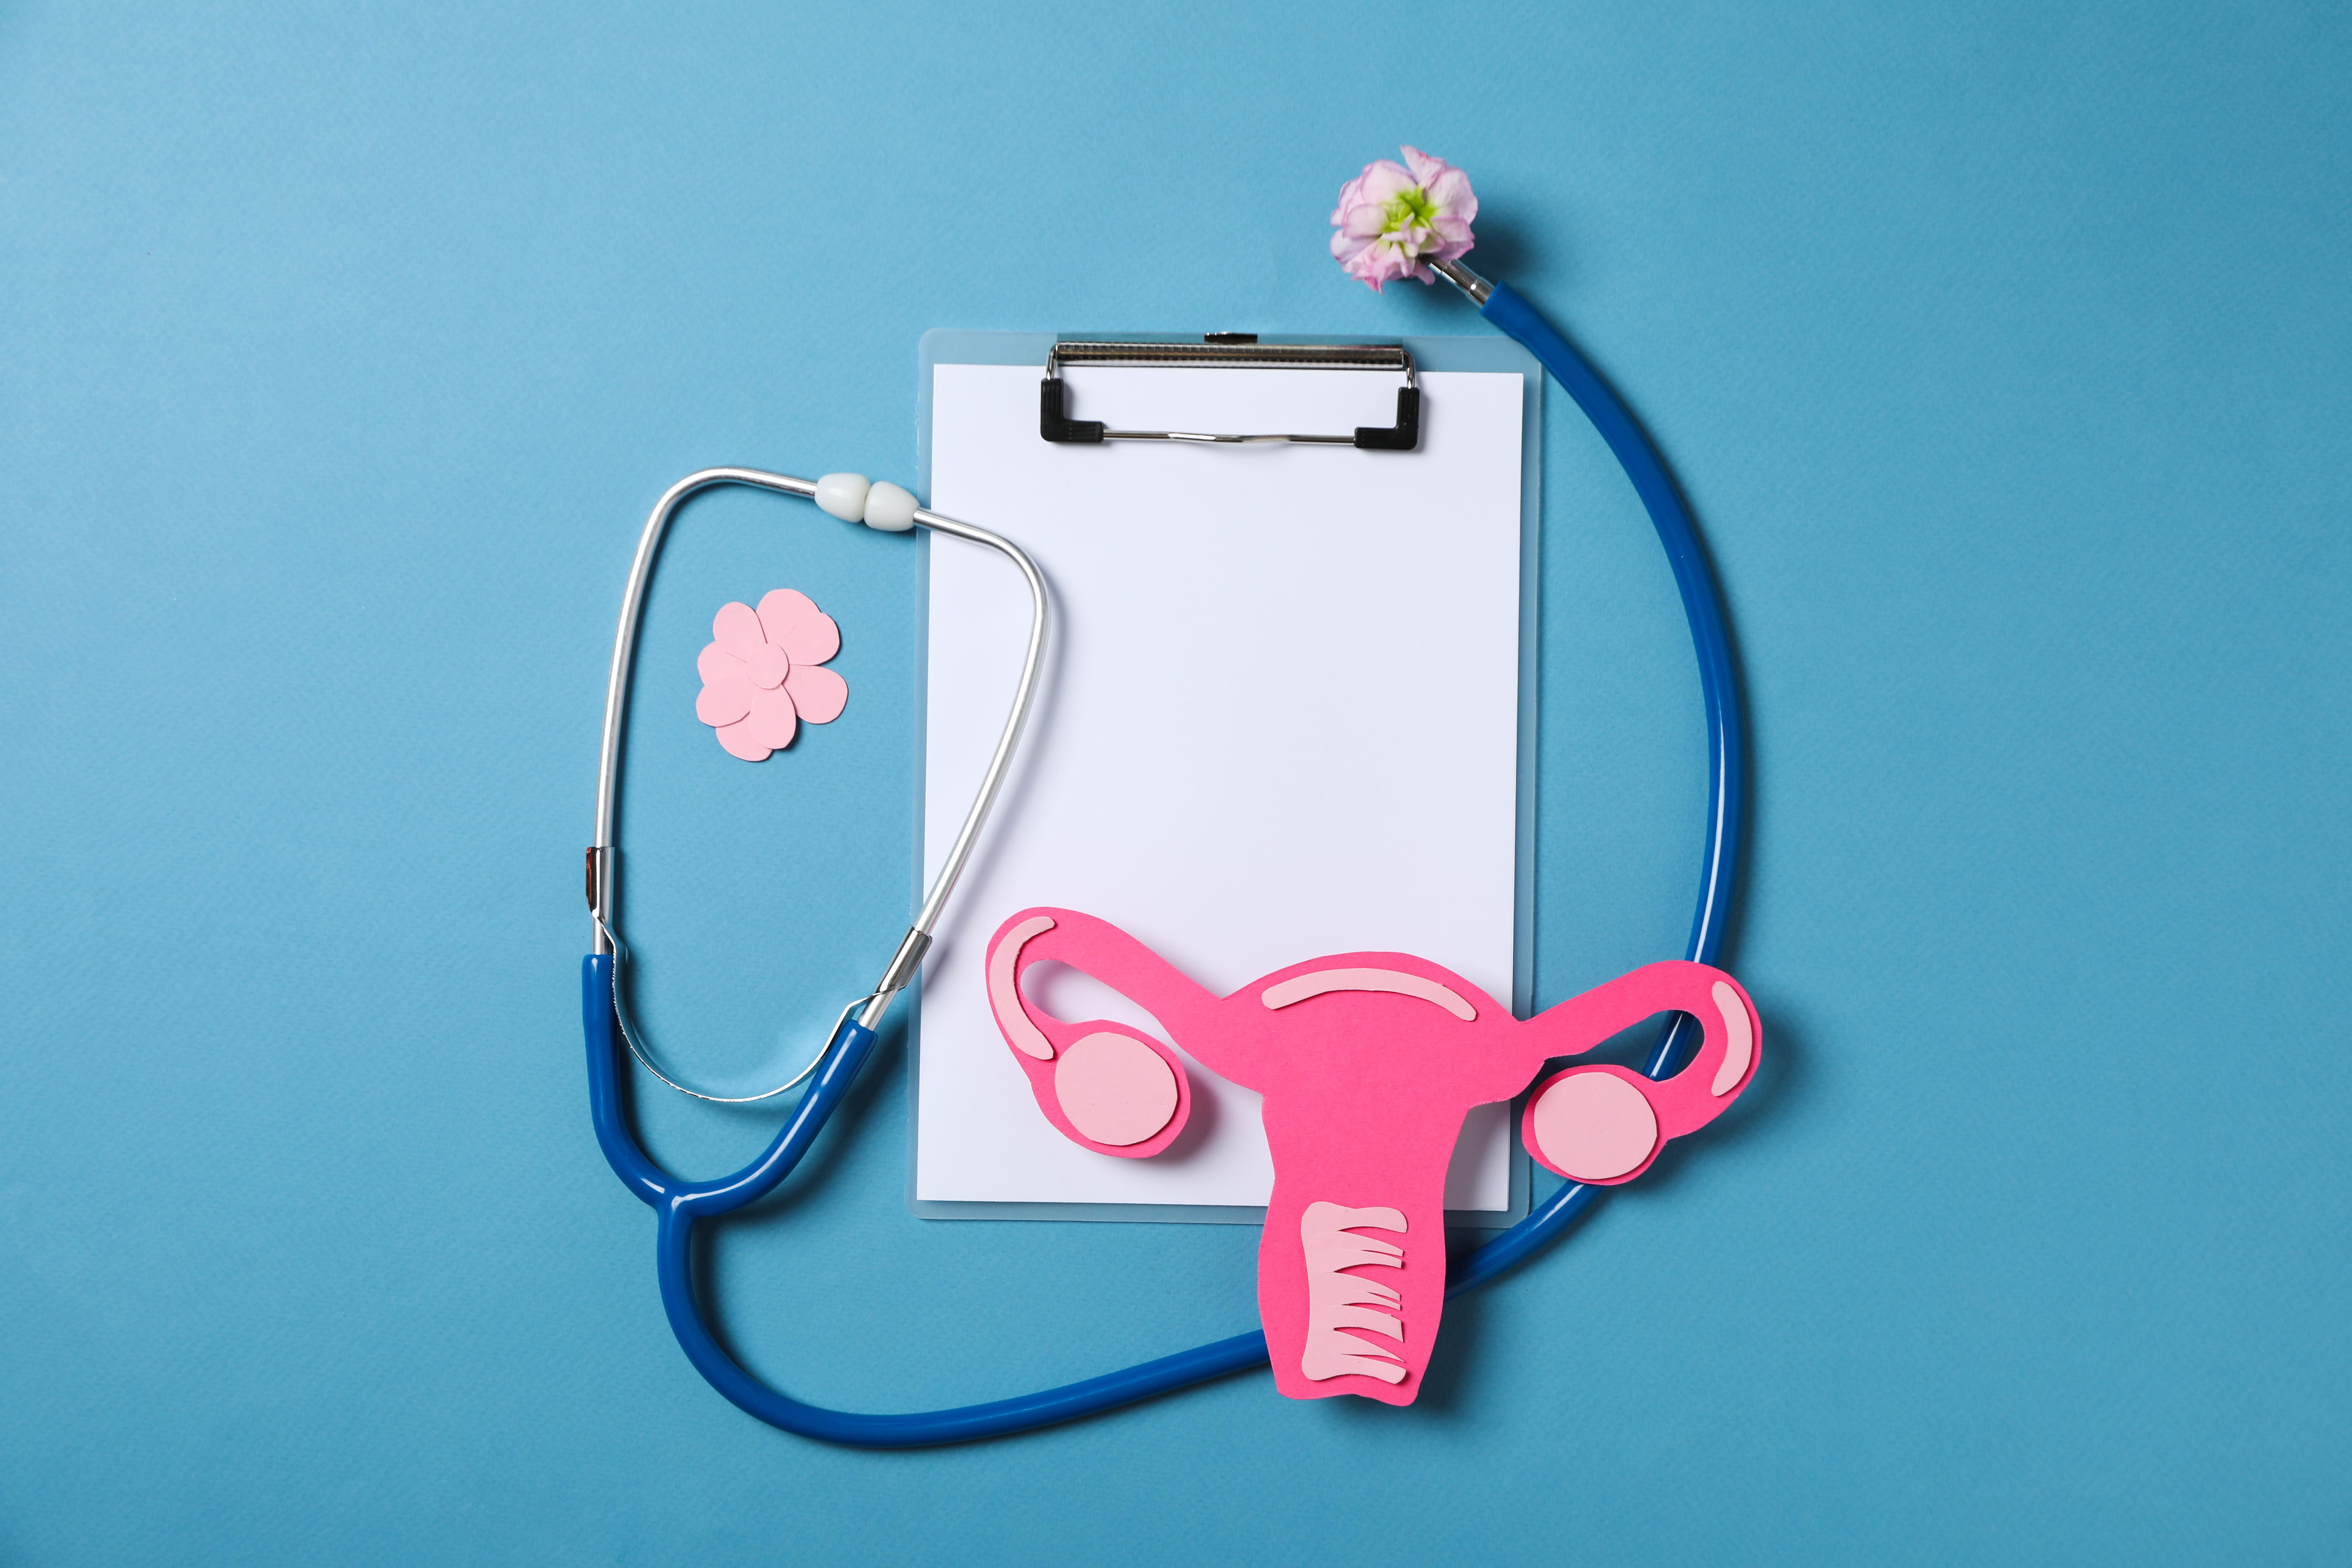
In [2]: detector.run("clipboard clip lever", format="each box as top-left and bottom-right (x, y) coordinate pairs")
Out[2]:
(1040, 336), (1421, 451)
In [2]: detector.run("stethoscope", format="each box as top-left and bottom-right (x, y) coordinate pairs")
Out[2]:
(582, 255), (1745, 1447)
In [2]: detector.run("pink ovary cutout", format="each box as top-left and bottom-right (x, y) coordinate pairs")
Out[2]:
(1054, 1033), (1179, 1146)
(982, 906), (1763, 1405)
(1528, 1071), (1658, 1182)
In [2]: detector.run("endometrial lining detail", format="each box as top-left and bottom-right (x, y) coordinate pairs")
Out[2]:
(1260, 967), (1476, 1021)
(1298, 1202), (1408, 1385)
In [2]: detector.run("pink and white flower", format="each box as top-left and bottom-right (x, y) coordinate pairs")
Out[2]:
(694, 589), (848, 760)
(1329, 146), (1478, 291)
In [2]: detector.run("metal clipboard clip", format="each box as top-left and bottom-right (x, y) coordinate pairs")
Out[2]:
(1039, 334), (1420, 451)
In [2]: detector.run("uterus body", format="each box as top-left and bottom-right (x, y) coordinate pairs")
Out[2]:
(984, 907), (1761, 1406)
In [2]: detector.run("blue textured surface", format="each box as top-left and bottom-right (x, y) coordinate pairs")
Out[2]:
(3, 3), (2348, 1563)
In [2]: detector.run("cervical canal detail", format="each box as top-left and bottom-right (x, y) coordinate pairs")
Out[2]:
(1298, 1203), (1409, 1384)
(982, 906), (1763, 1405)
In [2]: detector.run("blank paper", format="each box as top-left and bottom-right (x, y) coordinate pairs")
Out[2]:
(917, 357), (1526, 1213)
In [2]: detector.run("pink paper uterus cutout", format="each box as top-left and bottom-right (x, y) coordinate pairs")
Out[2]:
(985, 908), (1761, 1406)
(695, 590), (848, 760)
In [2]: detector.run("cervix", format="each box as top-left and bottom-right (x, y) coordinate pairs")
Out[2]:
(983, 907), (1762, 1406)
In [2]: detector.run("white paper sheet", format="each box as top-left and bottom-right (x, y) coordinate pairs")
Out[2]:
(917, 359), (1526, 1211)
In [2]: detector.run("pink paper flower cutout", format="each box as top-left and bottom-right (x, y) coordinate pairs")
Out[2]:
(695, 589), (848, 760)
(1330, 146), (1478, 292)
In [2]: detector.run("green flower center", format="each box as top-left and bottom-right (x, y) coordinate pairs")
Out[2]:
(1380, 185), (1441, 236)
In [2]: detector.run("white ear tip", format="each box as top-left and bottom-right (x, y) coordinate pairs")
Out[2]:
(862, 480), (918, 532)
(814, 472), (870, 522)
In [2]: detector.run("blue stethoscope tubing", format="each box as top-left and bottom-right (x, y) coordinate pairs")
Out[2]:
(582, 273), (1745, 1447)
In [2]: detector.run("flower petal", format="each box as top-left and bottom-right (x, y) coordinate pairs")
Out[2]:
(744, 683), (798, 750)
(1344, 241), (1415, 288)
(1329, 169), (1370, 225)
(758, 588), (840, 666)
(1355, 159), (1415, 202)
(1400, 145), (1446, 186)
(713, 601), (766, 660)
(698, 641), (745, 686)
(783, 663), (847, 724)
(1424, 165), (1477, 223)
(714, 716), (772, 761)
(696, 665), (755, 727)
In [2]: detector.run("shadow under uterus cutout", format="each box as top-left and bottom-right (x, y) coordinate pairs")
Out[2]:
(986, 907), (1761, 1406)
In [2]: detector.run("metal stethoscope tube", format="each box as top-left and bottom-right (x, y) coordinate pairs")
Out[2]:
(583, 261), (1746, 1444)
(591, 469), (1049, 1103)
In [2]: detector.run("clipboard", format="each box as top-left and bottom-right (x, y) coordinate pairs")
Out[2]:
(909, 329), (1544, 1225)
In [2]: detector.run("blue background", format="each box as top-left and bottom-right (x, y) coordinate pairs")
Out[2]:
(3, 2), (2346, 1562)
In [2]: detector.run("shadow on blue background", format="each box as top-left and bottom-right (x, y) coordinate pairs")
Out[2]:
(2, 3), (2347, 1563)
